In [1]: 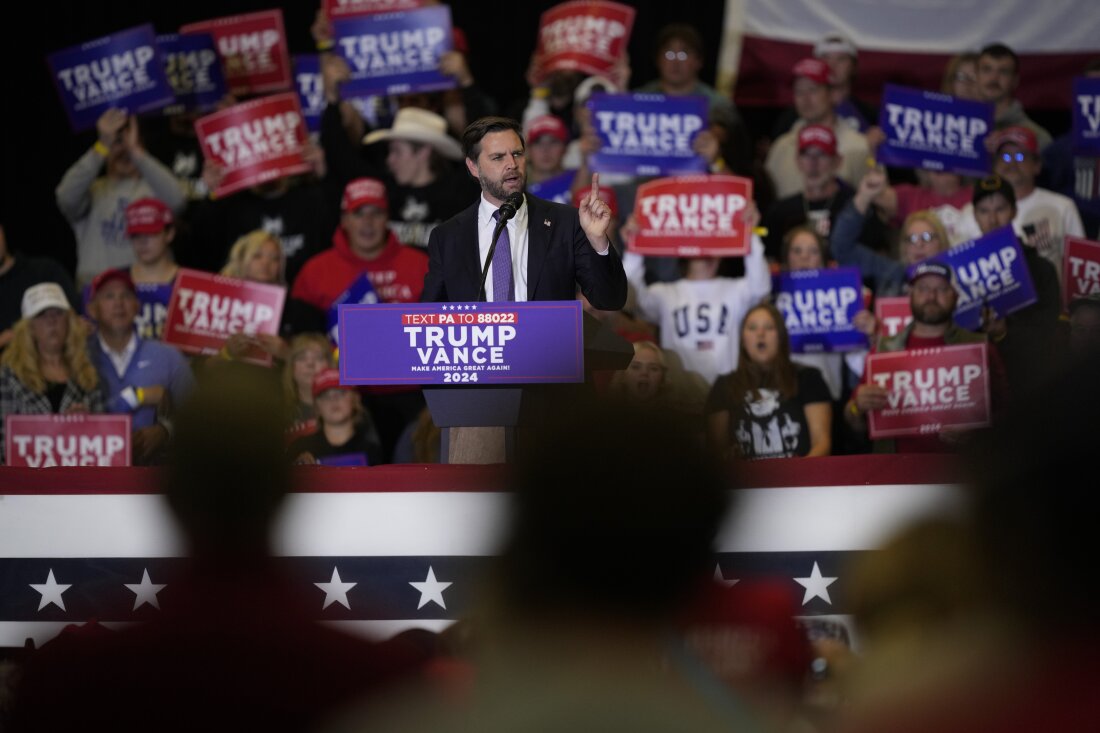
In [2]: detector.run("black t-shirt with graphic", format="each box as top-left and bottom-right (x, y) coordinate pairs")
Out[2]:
(706, 365), (831, 459)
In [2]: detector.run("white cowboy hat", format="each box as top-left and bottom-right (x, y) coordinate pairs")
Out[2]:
(363, 107), (464, 161)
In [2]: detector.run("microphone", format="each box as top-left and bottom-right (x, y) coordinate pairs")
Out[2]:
(478, 192), (525, 302)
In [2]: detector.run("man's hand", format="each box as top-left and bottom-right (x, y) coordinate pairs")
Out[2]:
(132, 424), (170, 464)
(853, 309), (877, 337)
(854, 167), (887, 214)
(202, 159), (226, 196)
(96, 108), (128, 148)
(121, 115), (143, 156)
(853, 384), (888, 414)
(439, 51), (474, 87)
(303, 141), (327, 179)
(693, 130), (720, 164)
(742, 200), (761, 232)
(139, 385), (166, 407)
(311, 8), (333, 47)
(321, 54), (351, 104)
(578, 173), (612, 252)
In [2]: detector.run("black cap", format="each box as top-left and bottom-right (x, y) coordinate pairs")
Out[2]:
(973, 174), (1016, 209)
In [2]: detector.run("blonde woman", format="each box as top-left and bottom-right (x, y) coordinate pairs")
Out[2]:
(221, 229), (286, 285)
(1, 283), (104, 462)
(221, 231), (289, 361)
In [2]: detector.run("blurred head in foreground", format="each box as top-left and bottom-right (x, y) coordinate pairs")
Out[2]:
(499, 398), (729, 623)
(167, 362), (290, 558)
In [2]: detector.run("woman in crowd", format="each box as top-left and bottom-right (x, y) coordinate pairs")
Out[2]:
(706, 303), (832, 459)
(221, 230), (290, 362)
(0, 283), (104, 461)
(282, 332), (335, 445)
(609, 341), (669, 406)
(289, 368), (383, 466)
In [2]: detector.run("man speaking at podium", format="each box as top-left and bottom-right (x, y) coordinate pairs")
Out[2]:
(421, 116), (627, 309)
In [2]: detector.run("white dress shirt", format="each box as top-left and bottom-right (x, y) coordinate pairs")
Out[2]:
(477, 194), (530, 302)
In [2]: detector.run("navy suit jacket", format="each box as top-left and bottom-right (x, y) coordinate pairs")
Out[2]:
(420, 193), (627, 310)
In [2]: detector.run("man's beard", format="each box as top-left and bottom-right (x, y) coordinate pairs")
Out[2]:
(912, 301), (953, 326)
(480, 170), (525, 202)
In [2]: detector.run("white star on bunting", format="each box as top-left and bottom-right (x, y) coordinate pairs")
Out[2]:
(124, 568), (167, 610)
(793, 562), (837, 605)
(30, 569), (71, 611)
(713, 563), (739, 587)
(315, 567), (357, 610)
(410, 566), (452, 610)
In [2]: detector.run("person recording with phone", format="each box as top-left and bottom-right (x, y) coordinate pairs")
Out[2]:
(420, 116), (626, 308)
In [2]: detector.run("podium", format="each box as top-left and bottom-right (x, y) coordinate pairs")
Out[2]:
(338, 302), (633, 464)
(424, 311), (634, 463)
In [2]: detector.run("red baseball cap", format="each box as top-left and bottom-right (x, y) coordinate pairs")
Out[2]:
(526, 114), (569, 144)
(125, 198), (173, 235)
(90, 268), (137, 300)
(573, 184), (619, 218)
(341, 178), (388, 212)
(991, 126), (1039, 155)
(798, 124), (838, 156)
(792, 57), (831, 86)
(312, 368), (352, 398)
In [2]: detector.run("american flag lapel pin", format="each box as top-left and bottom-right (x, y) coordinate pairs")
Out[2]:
(544, 218), (551, 227)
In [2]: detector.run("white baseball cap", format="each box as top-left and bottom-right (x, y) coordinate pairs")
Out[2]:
(21, 282), (71, 319)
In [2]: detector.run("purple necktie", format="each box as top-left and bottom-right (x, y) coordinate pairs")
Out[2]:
(491, 209), (515, 301)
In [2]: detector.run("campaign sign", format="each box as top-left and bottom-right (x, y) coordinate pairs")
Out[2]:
(1064, 235), (1100, 310)
(181, 10), (292, 95)
(1073, 77), (1100, 154)
(157, 33), (227, 113)
(194, 93), (310, 197)
(333, 6), (455, 98)
(918, 225), (1037, 331)
(774, 268), (867, 353)
(866, 343), (991, 439)
(135, 282), (174, 340)
(632, 176), (752, 257)
(5, 415), (132, 468)
(339, 301), (584, 385)
(318, 453), (369, 466)
(328, 272), (379, 344)
(162, 268), (286, 366)
(535, 1), (634, 81)
(293, 55), (326, 133)
(48, 24), (174, 131)
(325, 0), (425, 18)
(587, 93), (707, 176)
(875, 296), (913, 338)
(877, 85), (994, 177)
(527, 170), (575, 205)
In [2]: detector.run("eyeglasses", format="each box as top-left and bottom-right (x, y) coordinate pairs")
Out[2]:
(1000, 152), (1027, 163)
(663, 50), (690, 61)
(905, 231), (938, 244)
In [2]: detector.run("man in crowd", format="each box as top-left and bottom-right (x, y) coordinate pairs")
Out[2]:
(765, 58), (871, 199)
(978, 43), (1053, 149)
(55, 109), (188, 286)
(524, 115), (574, 204)
(763, 124), (889, 261)
(958, 126), (1084, 283)
(634, 23), (736, 119)
(86, 268), (193, 464)
(845, 261), (1005, 452)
